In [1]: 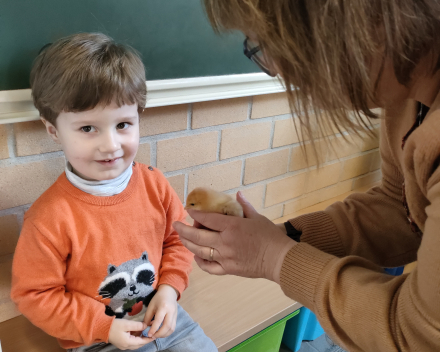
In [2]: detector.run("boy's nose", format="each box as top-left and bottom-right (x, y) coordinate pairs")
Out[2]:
(99, 131), (120, 154)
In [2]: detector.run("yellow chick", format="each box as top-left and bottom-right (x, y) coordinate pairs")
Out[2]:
(185, 187), (244, 217)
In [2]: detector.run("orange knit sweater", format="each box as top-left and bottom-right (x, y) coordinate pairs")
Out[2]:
(280, 98), (440, 351)
(11, 163), (193, 349)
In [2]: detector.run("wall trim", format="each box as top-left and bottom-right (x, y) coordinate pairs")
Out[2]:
(0, 73), (285, 124)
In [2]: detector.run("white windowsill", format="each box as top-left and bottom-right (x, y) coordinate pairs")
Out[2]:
(0, 73), (285, 124)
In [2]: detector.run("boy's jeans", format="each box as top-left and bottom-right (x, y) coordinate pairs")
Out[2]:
(297, 333), (347, 352)
(69, 304), (217, 352)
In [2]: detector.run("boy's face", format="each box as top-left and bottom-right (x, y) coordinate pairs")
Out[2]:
(43, 102), (140, 181)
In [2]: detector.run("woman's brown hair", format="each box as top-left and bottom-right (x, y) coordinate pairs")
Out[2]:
(203, 0), (440, 159)
(31, 32), (146, 125)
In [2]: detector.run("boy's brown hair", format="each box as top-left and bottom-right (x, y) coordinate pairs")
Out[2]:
(31, 32), (146, 125)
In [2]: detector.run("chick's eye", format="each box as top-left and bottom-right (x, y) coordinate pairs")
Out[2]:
(116, 122), (129, 130)
(81, 126), (95, 133)
(190, 203), (195, 206)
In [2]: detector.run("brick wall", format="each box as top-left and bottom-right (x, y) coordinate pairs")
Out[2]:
(0, 92), (381, 322)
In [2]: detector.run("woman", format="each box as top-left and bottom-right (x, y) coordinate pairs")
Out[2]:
(173, 1), (440, 351)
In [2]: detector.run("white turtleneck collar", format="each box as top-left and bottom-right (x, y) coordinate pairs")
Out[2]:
(65, 161), (133, 197)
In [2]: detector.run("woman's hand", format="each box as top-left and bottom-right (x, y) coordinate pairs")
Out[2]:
(172, 192), (296, 283)
(276, 222), (288, 234)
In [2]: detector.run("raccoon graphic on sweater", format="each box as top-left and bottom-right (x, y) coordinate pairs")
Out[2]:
(98, 252), (157, 319)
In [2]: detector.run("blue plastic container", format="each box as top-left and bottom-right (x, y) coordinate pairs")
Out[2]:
(282, 307), (325, 352)
(384, 266), (404, 276)
(302, 310), (325, 341)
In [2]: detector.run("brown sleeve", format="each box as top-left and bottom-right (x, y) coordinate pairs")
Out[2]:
(280, 115), (440, 351)
(288, 120), (421, 267)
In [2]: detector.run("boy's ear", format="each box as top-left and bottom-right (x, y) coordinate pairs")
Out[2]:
(41, 118), (61, 144)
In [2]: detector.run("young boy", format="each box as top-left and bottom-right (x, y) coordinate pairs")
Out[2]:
(11, 33), (217, 352)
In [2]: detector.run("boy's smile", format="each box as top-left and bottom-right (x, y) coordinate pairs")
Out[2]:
(42, 102), (140, 181)
(95, 157), (123, 167)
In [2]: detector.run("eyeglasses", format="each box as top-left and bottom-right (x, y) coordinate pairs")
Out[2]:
(243, 37), (276, 77)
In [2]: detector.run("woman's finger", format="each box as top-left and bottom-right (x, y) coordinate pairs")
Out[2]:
(173, 222), (220, 247)
(194, 256), (227, 275)
(193, 219), (204, 229)
(193, 219), (211, 230)
(179, 238), (219, 261)
(236, 191), (260, 219)
(186, 210), (231, 232)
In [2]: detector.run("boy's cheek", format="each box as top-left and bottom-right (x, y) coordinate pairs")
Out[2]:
(129, 131), (140, 158)
(130, 137), (140, 154)
(127, 144), (140, 164)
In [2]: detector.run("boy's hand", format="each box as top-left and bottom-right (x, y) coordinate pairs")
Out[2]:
(143, 284), (178, 339)
(108, 319), (154, 350)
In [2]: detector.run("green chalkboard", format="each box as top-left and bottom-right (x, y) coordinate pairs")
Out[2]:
(0, 0), (259, 91)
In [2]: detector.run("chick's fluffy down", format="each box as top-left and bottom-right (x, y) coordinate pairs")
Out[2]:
(185, 187), (244, 217)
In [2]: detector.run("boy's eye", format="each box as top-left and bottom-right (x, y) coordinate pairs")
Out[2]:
(81, 126), (95, 133)
(116, 122), (129, 130)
